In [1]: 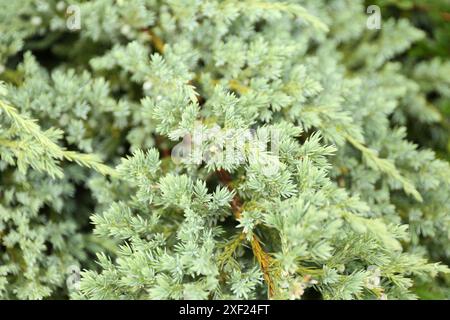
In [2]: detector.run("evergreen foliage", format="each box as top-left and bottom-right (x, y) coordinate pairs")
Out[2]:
(0, 0), (449, 300)
(375, 0), (450, 161)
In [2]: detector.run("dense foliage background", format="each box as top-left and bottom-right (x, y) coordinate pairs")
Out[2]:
(375, 0), (450, 160)
(371, 0), (450, 299)
(0, 0), (449, 300)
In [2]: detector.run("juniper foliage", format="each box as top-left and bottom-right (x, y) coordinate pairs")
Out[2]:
(0, 0), (449, 300)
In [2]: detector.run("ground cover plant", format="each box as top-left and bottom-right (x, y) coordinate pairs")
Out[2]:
(0, 0), (449, 300)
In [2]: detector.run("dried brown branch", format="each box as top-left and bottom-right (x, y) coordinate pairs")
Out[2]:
(216, 169), (276, 298)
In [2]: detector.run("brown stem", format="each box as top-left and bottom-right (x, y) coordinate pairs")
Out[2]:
(251, 235), (276, 298)
(147, 29), (165, 54)
(216, 169), (276, 298)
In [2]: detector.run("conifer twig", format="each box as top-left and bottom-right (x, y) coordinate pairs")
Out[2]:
(0, 99), (117, 177)
(344, 133), (422, 202)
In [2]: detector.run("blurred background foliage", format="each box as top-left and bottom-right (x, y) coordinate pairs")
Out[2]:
(373, 0), (450, 159)
(372, 0), (450, 299)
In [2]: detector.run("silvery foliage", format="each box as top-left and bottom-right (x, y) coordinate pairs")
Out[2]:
(0, 0), (448, 299)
